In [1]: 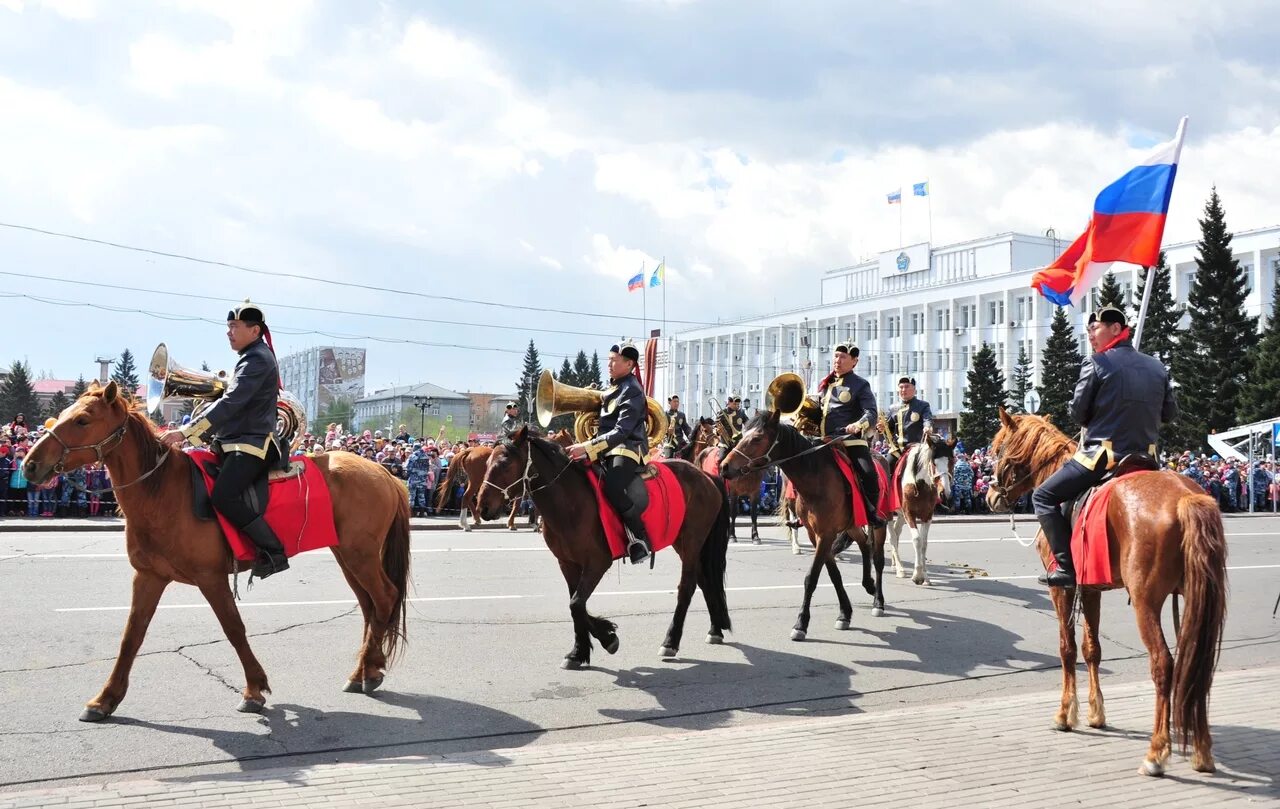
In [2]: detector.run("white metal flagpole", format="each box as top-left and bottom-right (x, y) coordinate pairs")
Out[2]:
(1132, 264), (1155, 351)
(926, 178), (933, 245)
(641, 261), (648, 341)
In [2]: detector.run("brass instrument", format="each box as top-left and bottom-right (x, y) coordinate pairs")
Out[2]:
(766, 372), (823, 435)
(877, 410), (893, 448)
(147, 342), (309, 453)
(535, 369), (667, 444)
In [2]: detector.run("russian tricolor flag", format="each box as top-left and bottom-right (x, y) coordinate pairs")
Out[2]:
(1032, 117), (1187, 307)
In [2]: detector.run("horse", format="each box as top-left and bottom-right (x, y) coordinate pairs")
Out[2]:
(476, 427), (732, 668)
(781, 474), (805, 555)
(438, 429), (574, 532)
(722, 410), (889, 639)
(986, 407), (1226, 776)
(21, 381), (412, 720)
(696, 421), (765, 544)
(886, 436), (954, 586)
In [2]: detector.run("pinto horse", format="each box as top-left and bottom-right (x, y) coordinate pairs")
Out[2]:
(722, 410), (890, 639)
(21, 381), (412, 720)
(886, 436), (954, 586)
(986, 407), (1226, 777)
(477, 427), (732, 668)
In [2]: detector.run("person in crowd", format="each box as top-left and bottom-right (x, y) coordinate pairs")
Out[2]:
(951, 452), (975, 514)
(0, 438), (12, 517)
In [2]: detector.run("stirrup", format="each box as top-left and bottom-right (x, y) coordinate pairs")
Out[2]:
(627, 539), (651, 566)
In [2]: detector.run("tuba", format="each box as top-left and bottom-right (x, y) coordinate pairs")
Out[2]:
(147, 343), (309, 453)
(535, 369), (667, 444)
(766, 372), (823, 436)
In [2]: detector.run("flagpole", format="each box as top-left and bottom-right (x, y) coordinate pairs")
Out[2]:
(926, 178), (933, 245)
(899, 196), (904, 248)
(641, 262), (648, 343)
(1132, 265), (1155, 351)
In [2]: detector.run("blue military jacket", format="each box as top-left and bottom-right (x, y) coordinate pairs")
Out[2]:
(1070, 338), (1178, 469)
(182, 339), (279, 459)
(887, 397), (934, 449)
(585, 372), (649, 463)
(818, 371), (877, 447)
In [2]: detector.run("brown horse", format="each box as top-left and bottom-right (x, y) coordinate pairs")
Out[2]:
(476, 427), (732, 668)
(21, 381), (412, 720)
(986, 407), (1226, 776)
(696, 421), (765, 543)
(886, 436), (955, 586)
(438, 430), (573, 531)
(722, 410), (889, 638)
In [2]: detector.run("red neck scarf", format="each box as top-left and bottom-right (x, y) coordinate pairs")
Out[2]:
(1099, 326), (1132, 353)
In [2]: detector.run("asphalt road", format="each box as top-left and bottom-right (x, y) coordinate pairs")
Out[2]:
(1, 515), (1277, 792)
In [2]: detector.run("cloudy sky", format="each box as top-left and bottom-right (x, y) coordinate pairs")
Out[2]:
(2, 0), (1278, 395)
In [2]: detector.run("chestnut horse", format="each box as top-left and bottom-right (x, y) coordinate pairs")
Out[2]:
(438, 430), (573, 532)
(722, 410), (890, 639)
(477, 427), (732, 668)
(697, 421), (765, 543)
(886, 436), (954, 586)
(986, 407), (1226, 777)
(21, 382), (412, 720)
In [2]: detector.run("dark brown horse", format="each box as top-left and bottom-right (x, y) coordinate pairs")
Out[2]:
(986, 407), (1226, 776)
(438, 429), (573, 531)
(476, 427), (732, 668)
(22, 381), (412, 720)
(696, 420), (765, 543)
(722, 410), (889, 639)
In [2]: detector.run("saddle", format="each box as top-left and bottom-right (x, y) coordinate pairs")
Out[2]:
(585, 461), (687, 561)
(1055, 453), (1163, 587)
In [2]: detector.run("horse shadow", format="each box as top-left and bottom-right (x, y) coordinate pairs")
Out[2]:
(592, 642), (862, 731)
(119, 691), (544, 784)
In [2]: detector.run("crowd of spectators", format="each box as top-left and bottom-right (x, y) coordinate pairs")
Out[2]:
(1, 415), (115, 518)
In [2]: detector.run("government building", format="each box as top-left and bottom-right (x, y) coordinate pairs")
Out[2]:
(664, 225), (1279, 432)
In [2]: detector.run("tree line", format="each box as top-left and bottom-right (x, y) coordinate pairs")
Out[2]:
(0, 348), (142, 426)
(959, 187), (1278, 452)
(513, 341), (605, 434)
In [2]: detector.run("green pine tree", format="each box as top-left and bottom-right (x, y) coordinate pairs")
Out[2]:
(47, 389), (71, 418)
(515, 340), (542, 419)
(1038, 307), (1083, 431)
(588, 351), (603, 388)
(572, 350), (592, 388)
(1095, 269), (1127, 314)
(1132, 252), (1181, 368)
(317, 396), (355, 432)
(1169, 188), (1259, 451)
(959, 343), (1006, 449)
(0, 360), (41, 425)
(1237, 279), (1280, 424)
(71, 374), (89, 399)
(1006, 346), (1034, 414)
(548, 358), (577, 433)
(111, 348), (141, 399)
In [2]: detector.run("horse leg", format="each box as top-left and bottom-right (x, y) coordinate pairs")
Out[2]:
(869, 528), (887, 615)
(458, 495), (470, 531)
(787, 504), (802, 555)
(560, 560), (613, 669)
(729, 500), (737, 542)
(81, 570), (169, 722)
(911, 519), (931, 586)
(1081, 589), (1105, 729)
(661, 559), (699, 658)
(194, 576), (273, 712)
(1133, 594), (1174, 776)
(857, 532), (876, 596)
(333, 553), (376, 693)
(792, 548), (827, 641)
(507, 500), (518, 532)
(750, 496), (760, 543)
(826, 559), (854, 630)
(1050, 587), (1079, 732)
(887, 513), (906, 577)
(337, 547), (401, 693)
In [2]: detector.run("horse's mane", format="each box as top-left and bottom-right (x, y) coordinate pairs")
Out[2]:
(992, 413), (1076, 472)
(905, 441), (931, 483)
(81, 387), (173, 497)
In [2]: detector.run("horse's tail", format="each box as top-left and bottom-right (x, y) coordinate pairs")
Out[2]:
(1172, 492), (1228, 754)
(435, 448), (468, 511)
(698, 475), (733, 633)
(380, 487), (413, 664)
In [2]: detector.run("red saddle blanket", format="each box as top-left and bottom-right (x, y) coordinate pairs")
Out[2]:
(1049, 470), (1158, 586)
(189, 449), (340, 562)
(585, 462), (687, 561)
(831, 449), (893, 527)
(700, 448), (723, 477)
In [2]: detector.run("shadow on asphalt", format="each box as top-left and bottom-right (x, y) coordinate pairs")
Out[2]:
(120, 691), (545, 783)
(1159, 723), (1280, 792)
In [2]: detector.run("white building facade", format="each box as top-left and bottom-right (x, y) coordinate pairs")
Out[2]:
(278, 346), (367, 422)
(666, 226), (1279, 432)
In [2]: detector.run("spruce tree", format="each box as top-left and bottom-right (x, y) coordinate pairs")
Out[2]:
(1095, 269), (1127, 314)
(1132, 252), (1181, 367)
(1237, 279), (1280, 424)
(47, 390), (71, 418)
(1169, 188), (1259, 450)
(588, 351), (603, 388)
(1038, 307), (1083, 431)
(0, 360), (41, 425)
(959, 343), (1006, 449)
(572, 350), (591, 388)
(71, 375), (89, 399)
(111, 349), (141, 398)
(548, 358), (577, 432)
(515, 340), (542, 419)
(1006, 346), (1034, 414)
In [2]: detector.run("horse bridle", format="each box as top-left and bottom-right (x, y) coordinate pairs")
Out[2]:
(723, 432), (780, 473)
(481, 437), (578, 500)
(40, 417), (170, 495)
(986, 450), (1061, 503)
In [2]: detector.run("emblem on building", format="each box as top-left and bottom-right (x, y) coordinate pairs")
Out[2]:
(896, 252), (910, 271)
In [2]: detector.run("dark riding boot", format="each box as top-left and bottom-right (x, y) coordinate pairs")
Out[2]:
(1036, 512), (1076, 588)
(832, 531), (853, 555)
(243, 516), (290, 580)
(622, 511), (654, 567)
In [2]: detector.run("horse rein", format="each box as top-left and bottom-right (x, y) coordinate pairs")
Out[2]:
(40, 418), (171, 495)
(482, 438), (579, 500)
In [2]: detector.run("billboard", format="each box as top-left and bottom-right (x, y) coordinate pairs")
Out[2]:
(317, 347), (366, 410)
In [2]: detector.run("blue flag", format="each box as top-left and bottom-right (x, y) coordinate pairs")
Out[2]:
(913, 181), (929, 197)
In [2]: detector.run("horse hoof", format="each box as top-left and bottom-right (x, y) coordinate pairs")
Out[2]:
(705, 632), (723, 645)
(560, 658), (586, 671)
(895, 570), (907, 579)
(509, 526), (518, 532)
(237, 698), (265, 714)
(1053, 721), (1072, 732)
(870, 607), (884, 618)
(342, 679), (363, 693)
(660, 646), (678, 658)
(752, 538), (761, 545)
(603, 635), (620, 655)
(78, 707), (108, 723)
(790, 629), (806, 641)
(792, 548), (801, 555)
(834, 618), (850, 631)
(1140, 760), (1165, 777)
(362, 677), (384, 695)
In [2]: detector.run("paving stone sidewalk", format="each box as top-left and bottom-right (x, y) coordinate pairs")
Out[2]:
(2, 666), (1276, 808)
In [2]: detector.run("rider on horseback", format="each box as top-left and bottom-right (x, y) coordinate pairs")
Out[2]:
(718, 396), (747, 449)
(160, 301), (289, 580)
(567, 343), (653, 565)
(820, 344), (884, 554)
(663, 394), (692, 458)
(885, 376), (934, 469)
(1031, 304), (1178, 588)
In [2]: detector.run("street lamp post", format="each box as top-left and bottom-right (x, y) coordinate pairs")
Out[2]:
(412, 397), (435, 441)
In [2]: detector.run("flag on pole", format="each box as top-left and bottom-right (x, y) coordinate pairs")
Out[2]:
(913, 181), (929, 196)
(886, 189), (902, 204)
(1032, 117), (1188, 307)
(627, 271), (644, 292)
(649, 260), (664, 288)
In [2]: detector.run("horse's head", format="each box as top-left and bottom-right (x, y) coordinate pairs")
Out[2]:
(24, 380), (131, 485)
(477, 426), (532, 520)
(928, 435), (954, 504)
(986, 406), (1070, 513)
(722, 410), (779, 481)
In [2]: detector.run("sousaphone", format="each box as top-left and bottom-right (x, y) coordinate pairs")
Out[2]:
(766, 372), (823, 435)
